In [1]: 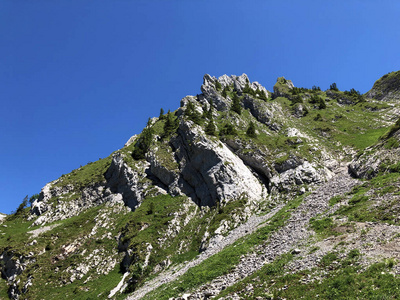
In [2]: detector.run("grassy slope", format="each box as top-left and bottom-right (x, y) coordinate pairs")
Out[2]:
(215, 169), (400, 299)
(1, 76), (399, 299)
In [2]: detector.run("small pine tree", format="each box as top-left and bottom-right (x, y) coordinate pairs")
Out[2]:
(159, 108), (165, 120)
(132, 119), (154, 160)
(314, 113), (323, 121)
(205, 119), (216, 136)
(246, 121), (257, 138)
(185, 102), (195, 117)
(231, 94), (242, 115)
(330, 83), (339, 91)
(220, 123), (237, 136)
(259, 89), (268, 101)
(162, 110), (179, 138)
(184, 102), (201, 124)
(29, 194), (39, 206)
(190, 110), (202, 125)
(312, 85), (321, 91)
(16, 195), (28, 215)
(243, 83), (252, 94)
(318, 98), (327, 109)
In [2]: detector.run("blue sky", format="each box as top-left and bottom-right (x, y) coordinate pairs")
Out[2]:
(1, 1), (399, 214)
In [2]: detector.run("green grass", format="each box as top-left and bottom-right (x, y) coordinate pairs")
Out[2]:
(121, 194), (260, 292)
(335, 173), (400, 224)
(141, 195), (305, 300)
(329, 195), (344, 206)
(52, 156), (112, 190)
(0, 277), (9, 300)
(309, 217), (340, 238)
(216, 248), (398, 300)
(0, 204), (128, 300)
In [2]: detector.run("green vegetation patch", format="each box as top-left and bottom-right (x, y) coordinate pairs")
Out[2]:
(309, 217), (341, 238)
(0, 204), (129, 300)
(216, 248), (398, 300)
(52, 156), (112, 190)
(141, 195), (305, 300)
(335, 173), (400, 224)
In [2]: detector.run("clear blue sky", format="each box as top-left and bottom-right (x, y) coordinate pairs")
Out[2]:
(1, 1), (399, 214)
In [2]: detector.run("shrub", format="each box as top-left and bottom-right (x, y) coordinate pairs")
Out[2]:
(291, 95), (303, 105)
(319, 98), (327, 109)
(314, 113), (323, 121)
(309, 95), (326, 109)
(257, 89), (268, 101)
(220, 123), (237, 136)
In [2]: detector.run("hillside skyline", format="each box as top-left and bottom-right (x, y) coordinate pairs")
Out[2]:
(2, 1), (400, 214)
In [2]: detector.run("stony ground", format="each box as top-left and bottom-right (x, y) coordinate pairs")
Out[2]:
(184, 167), (360, 299)
(127, 166), (373, 300)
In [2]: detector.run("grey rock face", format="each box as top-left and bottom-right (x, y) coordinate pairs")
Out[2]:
(200, 73), (271, 112)
(293, 103), (308, 117)
(224, 139), (272, 191)
(0, 251), (35, 299)
(365, 71), (400, 102)
(349, 126), (400, 179)
(0, 213), (7, 223)
(273, 77), (294, 98)
(105, 153), (149, 209)
(201, 74), (230, 111)
(271, 161), (334, 192)
(170, 120), (265, 207)
(30, 153), (149, 225)
(124, 135), (138, 147)
(274, 155), (304, 173)
(242, 95), (274, 126)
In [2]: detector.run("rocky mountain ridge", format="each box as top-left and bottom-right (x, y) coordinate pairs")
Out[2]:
(1, 71), (400, 299)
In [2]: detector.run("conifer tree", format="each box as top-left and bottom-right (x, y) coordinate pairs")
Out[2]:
(132, 118), (154, 160)
(330, 83), (339, 91)
(163, 110), (178, 137)
(246, 121), (257, 138)
(159, 108), (165, 120)
(205, 119), (216, 136)
(185, 101), (202, 125)
(220, 123), (237, 136)
(231, 93), (242, 115)
(259, 89), (268, 101)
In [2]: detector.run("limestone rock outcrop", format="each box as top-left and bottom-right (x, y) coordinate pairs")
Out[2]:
(366, 70), (400, 102)
(349, 120), (400, 179)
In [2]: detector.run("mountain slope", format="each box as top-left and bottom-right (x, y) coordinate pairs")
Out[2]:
(1, 72), (400, 300)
